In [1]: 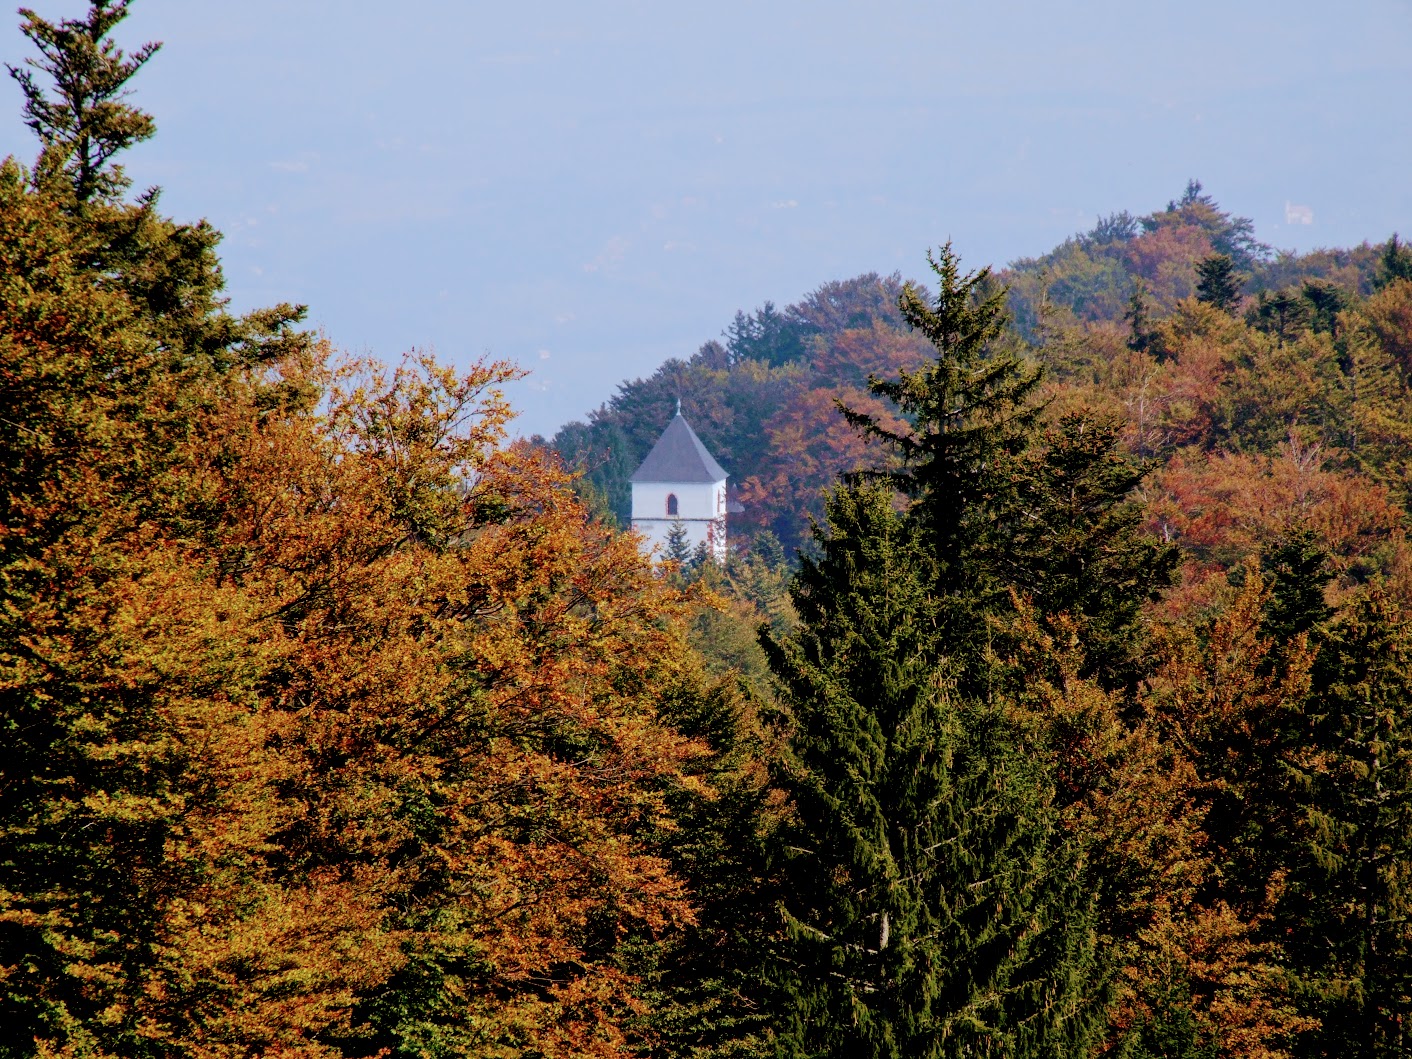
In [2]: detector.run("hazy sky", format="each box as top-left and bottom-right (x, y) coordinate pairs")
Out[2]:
(3, 1), (1410, 438)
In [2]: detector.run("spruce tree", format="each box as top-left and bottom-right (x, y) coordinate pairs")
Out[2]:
(845, 246), (1174, 692)
(1194, 253), (1241, 313)
(1278, 593), (1412, 1059)
(665, 519), (692, 566)
(1260, 530), (1334, 647)
(1124, 280), (1158, 357)
(6, 0), (158, 203)
(1218, 542), (1412, 1059)
(842, 243), (1043, 688)
(1249, 288), (1311, 343)
(766, 246), (1116, 1057)
(1301, 279), (1348, 337)
(1001, 412), (1179, 690)
(6, 1), (308, 376)
(1374, 233), (1412, 290)
(766, 484), (1105, 1059)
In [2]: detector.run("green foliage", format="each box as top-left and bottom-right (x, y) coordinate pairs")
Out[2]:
(1248, 288), (1312, 342)
(724, 301), (813, 367)
(842, 243), (1043, 680)
(6, 1), (159, 202)
(1301, 279), (1348, 336)
(765, 484), (1107, 1059)
(665, 519), (692, 566)
(1125, 279), (1159, 357)
(1278, 594), (1412, 1059)
(1259, 530), (1334, 646)
(649, 676), (784, 1059)
(5, 2), (309, 384)
(1195, 253), (1242, 313)
(1374, 233), (1412, 290)
(1002, 411), (1179, 689)
(680, 535), (798, 696)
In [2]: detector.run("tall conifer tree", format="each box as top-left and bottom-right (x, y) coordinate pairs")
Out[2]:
(766, 485), (1105, 1059)
(6, 1), (308, 375)
(1194, 253), (1241, 313)
(1279, 594), (1412, 1059)
(766, 247), (1111, 1057)
(842, 243), (1043, 690)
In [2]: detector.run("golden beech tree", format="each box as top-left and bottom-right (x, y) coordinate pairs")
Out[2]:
(1004, 596), (1313, 1059)
(1, 155), (713, 1055)
(169, 352), (713, 1057)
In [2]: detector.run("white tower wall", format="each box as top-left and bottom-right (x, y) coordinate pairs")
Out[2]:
(632, 479), (726, 561)
(628, 412), (729, 563)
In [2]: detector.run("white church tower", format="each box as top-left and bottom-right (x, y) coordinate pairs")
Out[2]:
(631, 405), (728, 562)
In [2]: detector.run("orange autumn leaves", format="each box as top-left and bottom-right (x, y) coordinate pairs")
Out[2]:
(1, 224), (711, 1058)
(176, 353), (710, 1056)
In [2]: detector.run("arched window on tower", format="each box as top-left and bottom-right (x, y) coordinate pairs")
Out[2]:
(666, 493), (679, 516)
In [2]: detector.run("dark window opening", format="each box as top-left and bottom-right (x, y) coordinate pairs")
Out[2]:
(666, 493), (679, 516)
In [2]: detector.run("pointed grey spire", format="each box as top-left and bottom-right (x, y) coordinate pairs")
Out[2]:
(631, 412), (727, 483)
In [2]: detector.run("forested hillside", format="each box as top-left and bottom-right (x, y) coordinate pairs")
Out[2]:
(550, 152), (1412, 1059)
(551, 181), (1399, 560)
(6, 4), (1412, 1059)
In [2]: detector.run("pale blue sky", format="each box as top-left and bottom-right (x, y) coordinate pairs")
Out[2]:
(3, 1), (1410, 437)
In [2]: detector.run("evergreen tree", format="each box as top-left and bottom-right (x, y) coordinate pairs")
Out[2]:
(846, 246), (1175, 692)
(723, 300), (815, 367)
(1124, 279), (1159, 357)
(665, 519), (692, 566)
(1249, 288), (1311, 343)
(1301, 279), (1348, 336)
(1278, 594), (1412, 1059)
(1001, 411), (1179, 690)
(766, 247), (1117, 1056)
(842, 243), (1043, 686)
(6, 0), (158, 203)
(1373, 233), (1412, 290)
(649, 675), (784, 1059)
(1203, 543), (1412, 1059)
(1259, 530), (1334, 647)
(765, 485), (1106, 1059)
(690, 538), (713, 571)
(1194, 253), (1241, 313)
(6, 1), (308, 377)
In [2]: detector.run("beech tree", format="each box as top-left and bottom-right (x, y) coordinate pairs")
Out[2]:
(1, 7), (716, 1055)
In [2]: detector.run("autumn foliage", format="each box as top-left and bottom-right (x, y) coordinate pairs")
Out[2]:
(0, 149), (717, 1055)
(8, 6), (1412, 1059)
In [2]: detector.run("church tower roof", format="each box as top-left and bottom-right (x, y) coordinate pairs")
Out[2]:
(630, 411), (727, 484)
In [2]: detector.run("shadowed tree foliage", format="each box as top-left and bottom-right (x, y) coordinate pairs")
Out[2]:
(1195, 253), (1242, 313)
(1001, 411), (1179, 690)
(1274, 592), (1412, 1059)
(1374, 233), (1412, 290)
(6, 0), (158, 202)
(765, 484), (1107, 1059)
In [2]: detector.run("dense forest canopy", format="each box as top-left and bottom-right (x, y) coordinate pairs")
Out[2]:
(551, 180), (1394, 555)
(5, 4), (1412, 1058)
